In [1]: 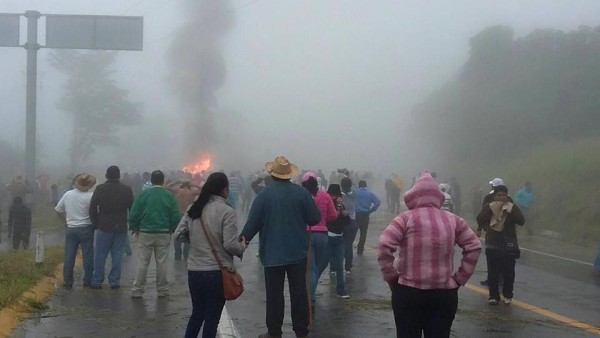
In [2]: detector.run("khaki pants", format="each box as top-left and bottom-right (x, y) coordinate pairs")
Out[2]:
(132, 232), (171, 296)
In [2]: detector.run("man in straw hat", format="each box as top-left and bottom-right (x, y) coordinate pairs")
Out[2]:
(55, 173), (97, 289)
(241, 156), (321, 338)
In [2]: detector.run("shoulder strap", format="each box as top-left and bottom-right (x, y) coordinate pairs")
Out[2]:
(199, 218), (225, 269)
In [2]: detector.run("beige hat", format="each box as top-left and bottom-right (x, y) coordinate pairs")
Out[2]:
(265, 156), (299, 180)
(73, 173), (97, 192)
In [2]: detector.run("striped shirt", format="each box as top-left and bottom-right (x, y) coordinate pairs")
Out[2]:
(377, 173), (481, 289)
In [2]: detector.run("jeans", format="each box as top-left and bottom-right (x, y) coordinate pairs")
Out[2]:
(343, 219), (358, 271)
(123, 233), (132, 255)
(391, 284), (458, 338)
(63, 225), (94, 287)
(309, 232), (329, 302)
(264, 258), (310, 337)
(594, 242), (600, 273)
(328, 236), (346, 295)
(132, 232), (171, 296)
(174, 240), (190, 261)
(185, 270), (225, 338)
(356, 211), (371, 253)
(93, 230), (126, 287)
(486, 248), (516, 300)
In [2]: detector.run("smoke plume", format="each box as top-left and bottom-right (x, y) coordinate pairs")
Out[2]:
(167, 0), (233, 162)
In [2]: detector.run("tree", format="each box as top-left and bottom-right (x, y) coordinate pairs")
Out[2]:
(409, 24), (600, 163)
(49, 50), (142, 170)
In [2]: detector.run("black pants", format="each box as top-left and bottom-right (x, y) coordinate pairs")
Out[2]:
(486, 249), (516, 300)
(391, 284), (458, 338)
(356, 212), (370, 253)
(264, 258), (310, 337)
(13, 228), (30, 250)
(185, 270), (225, 338)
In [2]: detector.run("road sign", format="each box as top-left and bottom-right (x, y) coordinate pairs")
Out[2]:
(0, 14), (20, 47)
(46, 15), (143, 51)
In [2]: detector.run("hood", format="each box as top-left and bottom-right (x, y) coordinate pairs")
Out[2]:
(404, 172), (444, 210)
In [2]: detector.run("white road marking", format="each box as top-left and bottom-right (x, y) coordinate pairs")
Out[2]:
(520, 246), (594, 266)
(477, 238), (594, 266)
(218, 306), (241, 338)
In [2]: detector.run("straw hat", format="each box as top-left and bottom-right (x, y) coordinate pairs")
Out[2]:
(265, 156), (299, 180)
(73, 173), (96, 192)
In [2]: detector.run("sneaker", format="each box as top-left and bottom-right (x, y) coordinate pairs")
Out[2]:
(63, 284), (73, 290)
(480, 279), (489, 286)
(110, 285), (120, 290)
(488, 299), (499, 305)
(345, 270), (351, 275)
(131, 293), (143, 299)
(337, 293), (350, 299)
(503, 298), (512, 304)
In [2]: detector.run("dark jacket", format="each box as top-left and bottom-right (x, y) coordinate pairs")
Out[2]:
(327, 196), (349, 235)
(241, 179), (321, 267)
(89, 179), (134, 233)
(9, 203), (32, 232)
(476, 202), (525, 250)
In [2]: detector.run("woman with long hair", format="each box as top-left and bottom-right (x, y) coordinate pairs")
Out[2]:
(177, 172), (247, 338)
(301, 172), (338, 312)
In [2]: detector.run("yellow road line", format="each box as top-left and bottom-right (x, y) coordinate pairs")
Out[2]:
(464, 283), (600, 335)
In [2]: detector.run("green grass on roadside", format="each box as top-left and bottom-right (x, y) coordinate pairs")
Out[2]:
(451, 137), (600, 246)
(0, 246), (63, 309)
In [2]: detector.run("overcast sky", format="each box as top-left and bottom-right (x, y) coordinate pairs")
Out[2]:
(1, 0), (600, 177)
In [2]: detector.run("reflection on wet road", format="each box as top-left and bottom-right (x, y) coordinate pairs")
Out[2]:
(8, 212), (600, 337)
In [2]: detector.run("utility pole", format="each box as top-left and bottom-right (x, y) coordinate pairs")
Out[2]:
(24, 10), (41, 182)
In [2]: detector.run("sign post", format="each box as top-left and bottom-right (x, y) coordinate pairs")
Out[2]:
(0, 11), (143, 181)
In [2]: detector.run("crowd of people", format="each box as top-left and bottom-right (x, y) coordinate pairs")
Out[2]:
(3, 155), (600, 338)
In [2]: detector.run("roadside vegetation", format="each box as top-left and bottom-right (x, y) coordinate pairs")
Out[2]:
(0, 246), (63, 309)
(455, 137), (600, 246)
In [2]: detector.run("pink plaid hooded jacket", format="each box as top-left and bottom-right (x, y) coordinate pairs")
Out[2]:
(377, 172), (481, 289)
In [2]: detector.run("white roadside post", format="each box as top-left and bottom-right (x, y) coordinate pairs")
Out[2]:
(35, 231), (44, 267)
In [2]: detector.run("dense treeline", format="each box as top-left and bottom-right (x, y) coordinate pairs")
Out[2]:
(411, 25), (600, 162)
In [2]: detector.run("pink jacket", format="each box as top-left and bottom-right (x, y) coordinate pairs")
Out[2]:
(377, 173), (481, 289)
(308, 190), (338, 232)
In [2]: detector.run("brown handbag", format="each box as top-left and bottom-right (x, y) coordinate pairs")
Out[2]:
(199, 219), (244, 300)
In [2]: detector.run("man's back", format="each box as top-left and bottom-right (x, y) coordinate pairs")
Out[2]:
(56, 189), (93, 226)
(90, 180), (134, 232)
(129, 186), (179, 233)
(242, 179), (320, 267)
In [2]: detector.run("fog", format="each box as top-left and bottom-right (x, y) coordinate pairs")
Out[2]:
(1, 0), (600, 179)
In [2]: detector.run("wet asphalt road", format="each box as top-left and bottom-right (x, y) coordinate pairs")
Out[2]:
(8, 211), (600, 338)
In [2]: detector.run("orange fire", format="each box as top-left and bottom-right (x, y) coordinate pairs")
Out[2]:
(182, 155), (211, 174)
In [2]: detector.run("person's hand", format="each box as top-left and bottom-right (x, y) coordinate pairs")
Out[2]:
(240, 236), (249, 248)
(476, 230), (482, 238)
(387, 280), (397, 291)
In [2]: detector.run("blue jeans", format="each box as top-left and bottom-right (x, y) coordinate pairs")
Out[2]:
(185, 270), (225, 338)
(328, 236), (346, 295)
(343, 219), (358, 271)
(123, 233), (132, 255)
(93, 230), (126, 287)
(594, 241), (600, 273)
(63, 226), (94, 286)
(309, 232), (329, 302)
